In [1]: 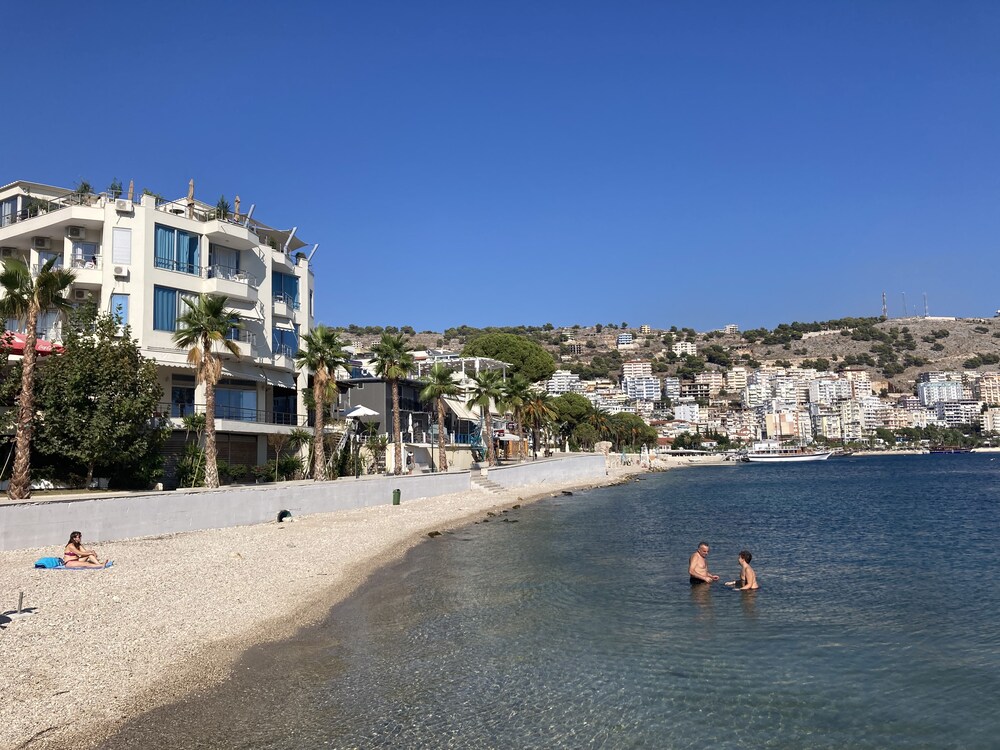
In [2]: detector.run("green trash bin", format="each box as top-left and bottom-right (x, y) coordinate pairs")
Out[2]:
(392, 488), (401, 506)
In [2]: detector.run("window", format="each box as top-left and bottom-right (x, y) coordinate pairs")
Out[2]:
(110, 294), (129, 327)
(72, 242), (100, 269)
(208, 243), (240, 279)
(153, 286), (197, 332)
(216, 384), (258, 422)
(154, 224), (200, 275)
(272, 272), (299, 308)
(171, 374), (195, 418)
(37, 250), (63, 270)
(0, 198), (15, 227)
(112, 227), (132, 265)
(272, 327), (298, 358)
(272, 387), (297, 425)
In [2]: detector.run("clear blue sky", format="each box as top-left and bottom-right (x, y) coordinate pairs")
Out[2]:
(5, 1), (999, 332)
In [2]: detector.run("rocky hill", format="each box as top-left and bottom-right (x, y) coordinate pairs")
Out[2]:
(335, 316), (1000, 391)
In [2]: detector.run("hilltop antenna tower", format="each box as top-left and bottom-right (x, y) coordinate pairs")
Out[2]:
(882, 292), (888, 318)
(923, 293), (929, 317)
(901, 292), (907, 318)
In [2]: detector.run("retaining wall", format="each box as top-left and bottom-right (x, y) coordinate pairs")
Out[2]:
(487, 453), (608, 488)
(0, 454), (609, 552)
(0, 472), (469, 552)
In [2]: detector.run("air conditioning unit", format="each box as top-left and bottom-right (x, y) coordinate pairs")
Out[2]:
(112, 265), (129, 279)
(32, 236), (51, 250)
(0, 247), (18, 258)
(73, 289), (88, 300)
(114, 199), (134, 213)
(66, 226), (85, 240)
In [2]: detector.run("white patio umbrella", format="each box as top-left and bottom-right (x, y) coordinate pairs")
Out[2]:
(342, 405), (379, 419)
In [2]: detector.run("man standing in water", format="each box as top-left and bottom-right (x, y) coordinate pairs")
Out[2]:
(689, 541), (719, 584)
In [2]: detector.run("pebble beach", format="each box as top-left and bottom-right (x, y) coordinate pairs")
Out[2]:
(0, 462), (656, 750)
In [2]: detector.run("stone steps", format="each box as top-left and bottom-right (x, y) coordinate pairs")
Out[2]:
(470, 477), (506, 495)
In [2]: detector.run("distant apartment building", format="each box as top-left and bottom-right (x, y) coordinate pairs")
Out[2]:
(639, 324), (651, 334)
(982, 407), (1000, 433)
(724, 324), (739, 335)
(725, 366), (748, 393)
(917, 380), (964, 407)
(672, 341), (697, 357)
(617, 332), (634, 346)
(809, 378), (853, 406)
(673, 401), (700, 423)
(695, 371), (725, 397)
(681, 381), (711, 402)
(564, 342), (583, 356)
(974, 372), (1000, 405)
(622, 360), (653, 379)
(547, 369), (584, 395)
(841, 367), (874, 399)
(623, 376), (662, 402)
(662, 376), (681, 402)
(935, 400), (982, 428)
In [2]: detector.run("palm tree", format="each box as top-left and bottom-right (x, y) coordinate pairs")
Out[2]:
(173, 294), (241, 489)
(466, 369), (504, 466)
(501, 374), (531, 461)
(419, 364), (459, 472)
(371, 333), (414, 475)
(0, 258), (75, 499)
(523, 391), (557, 459)
(295, 325), (348, 481)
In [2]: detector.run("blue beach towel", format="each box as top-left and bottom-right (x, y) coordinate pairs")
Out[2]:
(34, 557), (64, 569)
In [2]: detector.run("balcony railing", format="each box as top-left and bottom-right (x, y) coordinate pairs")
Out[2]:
(70, 256), (103, 270)
(1, 190), (104, 228)
(274, 344), (297, 359)
(273, 292), (301, 310)
(205, 264), (259, 288)
(160, 402), (306, 426)
(154, 257), (199, 275)
(225, 328), (257, 346)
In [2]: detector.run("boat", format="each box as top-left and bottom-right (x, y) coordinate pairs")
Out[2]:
(928, 446), (973, 454)
(830, 449), (855, 459)
(742, 439), (833, 463)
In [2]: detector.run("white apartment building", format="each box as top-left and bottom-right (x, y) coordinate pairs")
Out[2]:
(982, 407), (1000, 433)
(917, 380), (964, 407)
(695, 371), (725, 397)
(974, 372), (1000, 405)
(935, 400), (982, 428)
(725, 366), (748, 393)
(616, 332), (634, 346)
(0, 179), (315, 475)
(623, 376), (661, 402)
(809, 378), (853, 406)
(547, 369), (584, 395)
(672, 341), (697, 356)
(622, 360), (653, 379)
(662, 376), (681, 402)
(841, 367), (874, 398)
(673, 401), (700, 423)
(724, 324), (739, 335)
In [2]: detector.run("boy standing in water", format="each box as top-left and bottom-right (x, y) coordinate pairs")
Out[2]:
(725, 550), (759, 590)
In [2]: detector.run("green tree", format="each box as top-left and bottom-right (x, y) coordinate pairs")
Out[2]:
(572, 422), (599, 450)
(34, 307), (167, 489)
(523, 391), (557, 459)
(173, 294), (241, 489)
(551, 392), (592, 432)
(372, 332), (415, 474)
(419, 364), (459, 472)
(467, 369), (504, 466)
(461, 332), (556, 382)
(501, 373), (532, 460)
(295, 325), (348, 481)
(0, 257), (75, 499)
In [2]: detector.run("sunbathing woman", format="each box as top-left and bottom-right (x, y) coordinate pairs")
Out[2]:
(64, 531), (108, 568)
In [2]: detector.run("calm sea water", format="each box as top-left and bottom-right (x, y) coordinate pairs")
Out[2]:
(102, 455), (1000, 749)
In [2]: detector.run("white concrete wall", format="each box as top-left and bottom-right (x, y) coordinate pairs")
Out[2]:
(487, 453), (607, 488)
(0, 472), (469, 551)
(0, 455), (610, 551)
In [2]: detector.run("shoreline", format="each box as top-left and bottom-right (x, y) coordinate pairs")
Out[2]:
(0, 462), (658, 750)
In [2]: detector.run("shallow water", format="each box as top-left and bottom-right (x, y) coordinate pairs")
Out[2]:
(102, 455), (1000, 749)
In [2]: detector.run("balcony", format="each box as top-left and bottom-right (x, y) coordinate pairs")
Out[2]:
(159, 402), (306, 434)
(272, 292), (300, 319)
(225, 328), (257, 358)
(273, 343), (297, 370)
(203, 265), (259, 302)
(70, 255), (103, 285)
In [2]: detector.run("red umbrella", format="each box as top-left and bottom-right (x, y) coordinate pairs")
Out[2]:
(2, 331), (62, 355)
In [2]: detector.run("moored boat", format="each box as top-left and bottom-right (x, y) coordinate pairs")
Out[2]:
(742, 439), (833, 463)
